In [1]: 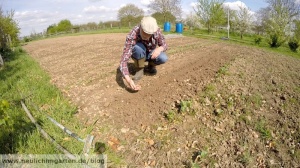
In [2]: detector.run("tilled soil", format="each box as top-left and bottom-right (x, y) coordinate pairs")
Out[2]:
(23, 34), (300, 167)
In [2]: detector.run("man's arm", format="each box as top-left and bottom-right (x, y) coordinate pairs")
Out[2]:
(157, 28), (168, 51)
(119, 27), (141, 90)
(151, 28), (168, 59)
(120, 35), (134, 77)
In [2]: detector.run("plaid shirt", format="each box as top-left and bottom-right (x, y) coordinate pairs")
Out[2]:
(119, 25), (168, 76)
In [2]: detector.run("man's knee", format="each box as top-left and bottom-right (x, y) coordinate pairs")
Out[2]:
(132, 43), (146, 60)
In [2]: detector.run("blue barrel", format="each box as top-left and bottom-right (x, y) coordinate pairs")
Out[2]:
(176, 22), (183, 33)
(164, 22), (171, 32)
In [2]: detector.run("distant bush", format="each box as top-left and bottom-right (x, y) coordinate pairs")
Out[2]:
(254, 35), (262, 45)
(288, 39), (299, 52)
(267, 33), (285, 48)
(24, 37), (31, 42)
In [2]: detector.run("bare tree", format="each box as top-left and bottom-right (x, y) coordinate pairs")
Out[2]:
(194, 0), (226, 33)
(234, 6), (253, 39)
(253, 8), (269, 35)
(148, 0), (182, 22)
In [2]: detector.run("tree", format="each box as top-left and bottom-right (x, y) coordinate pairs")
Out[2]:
(86, 22), (98, 30)
(184, 12), (201, 29)
(234, 6), (253, 39)
(0, 7), (19, 51)
(148, 0), (182, 22)
(56, 19), (72, 32)
(253, 8), (269, 35)
(266, 0), (300, 21)
(46, 24), (57, 34)
(264, 0), (300, 47)
(152, 11), (176, 25)
(294, 20), (300, 40)
(193, 0), (226, 33)
(288, 19), (300, 52)
(118, 4), (144, 20)
(118, 4), (144, 27)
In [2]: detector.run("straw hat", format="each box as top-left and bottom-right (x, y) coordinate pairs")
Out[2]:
(140, 16), (158, 34)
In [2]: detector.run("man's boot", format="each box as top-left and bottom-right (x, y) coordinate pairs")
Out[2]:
(132, 57), (145, 81)
(145, 61), (157, 75)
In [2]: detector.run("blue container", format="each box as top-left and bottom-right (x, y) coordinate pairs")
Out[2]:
(176, 22), (183, 33)
(164, 22), (171, 32)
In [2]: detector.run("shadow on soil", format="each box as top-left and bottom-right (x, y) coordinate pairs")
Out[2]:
(115, 63), (139, 93)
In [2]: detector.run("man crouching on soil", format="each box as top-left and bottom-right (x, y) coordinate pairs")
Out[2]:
(119, 16), (168, 91)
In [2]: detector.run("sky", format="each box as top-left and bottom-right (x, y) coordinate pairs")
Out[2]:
(1, 0), (268, 37)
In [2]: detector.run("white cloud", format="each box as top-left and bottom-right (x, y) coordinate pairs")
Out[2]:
(83, 5), (115, 14)
(223, 1), (255, 16)
(15, 10), (61, 26)
(14, 10), (65, 35)
(120, 4), (126, 8)
(14, 8), (115, 36)
(88, 0), (103, 2)
(190, 2), (197, 8)
(140, 0), (152, 6)
(223, 1), (248, 11)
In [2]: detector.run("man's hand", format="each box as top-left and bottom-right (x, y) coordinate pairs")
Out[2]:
(151, 46), (164, 59)
(124, 75), (141, 91)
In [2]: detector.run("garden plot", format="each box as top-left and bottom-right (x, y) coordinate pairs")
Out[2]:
(24, 34), (300, 167)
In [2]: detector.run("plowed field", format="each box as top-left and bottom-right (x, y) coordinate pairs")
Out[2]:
(24, 34), (300, 167)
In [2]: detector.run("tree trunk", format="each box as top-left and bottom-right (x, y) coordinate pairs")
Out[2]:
(0, 54), (4, 67)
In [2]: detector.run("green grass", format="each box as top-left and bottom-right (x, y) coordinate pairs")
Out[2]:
(248, 93), (263, 109)
(183, 28), (300, 59)
(255, 118), (272, 140)
(26, 26), (300, 59)
(238, 150), (252, 165)
(0, 48), (96, 155)
(217, 64), (229, 77)
(180, 100), (193, 113)
(25, 27), (132, 42)
(164, 110), (177, 122)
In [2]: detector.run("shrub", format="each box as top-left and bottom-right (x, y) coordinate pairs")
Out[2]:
(24, 37), (31, 42)
(267, 33), (285, 48)
(288, 39), (299, 52)
(254, 35), (262, 45)
(0, 100), (10, 126)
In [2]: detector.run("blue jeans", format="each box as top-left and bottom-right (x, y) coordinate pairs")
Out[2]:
(132, 42), (168, 65)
